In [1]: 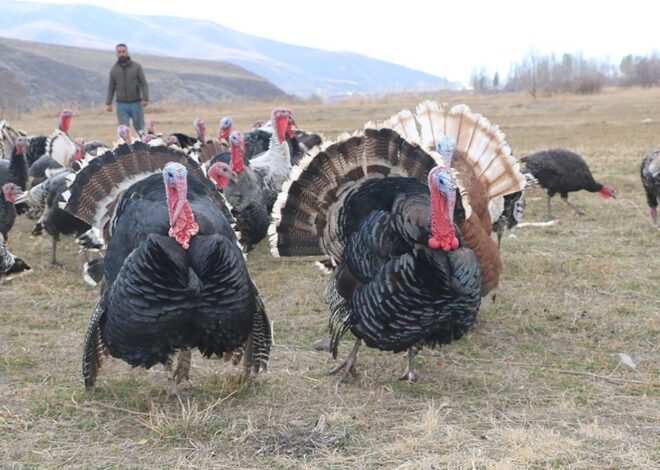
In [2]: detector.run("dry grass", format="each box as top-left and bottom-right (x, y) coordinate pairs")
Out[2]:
(1, 87), (659, 469)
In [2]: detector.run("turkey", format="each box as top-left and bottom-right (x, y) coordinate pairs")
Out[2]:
(270, 102), (525, 381)
(62, 142), (271, 393)
(0, 119), (52, 166)
(0, 120), (25, 160)
(490, 173), (539, 248)
(20, 109), (76, 183)
(26, 139), (90, 264)
(242, 126), (271, 160)
(243, 116), (321, 166)
(218, 116), (233, 141)
(27, 153), (64, 188)
(45, 109), (77, 167)
(0, 233), (31, 280)
(249, 108), (295, 212)
(170, 118), (209, 150)
(640, 150), (660, 226)
(0, 136), (29, 239)
(0, 136), (29, 190)
(1, 183), (22, 240)
(193, 117), (236, 168)
(207, 132), (270, 252)
(521, 148), (616, 219)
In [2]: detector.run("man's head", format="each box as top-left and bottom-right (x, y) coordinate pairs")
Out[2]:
(116, 43), (130, 63)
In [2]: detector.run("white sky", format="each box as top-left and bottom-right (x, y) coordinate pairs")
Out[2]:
(10, 0), (660, 83)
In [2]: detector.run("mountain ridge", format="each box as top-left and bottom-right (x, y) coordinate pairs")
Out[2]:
(0, 36), (287, 111)
(1, 0), (452, 96)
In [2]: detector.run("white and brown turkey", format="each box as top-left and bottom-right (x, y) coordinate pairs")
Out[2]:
(640, 149), (660, 226)
(25, 109), (78, 189)
(246, 108), (298, 213)
(269, 101), (526, 382)
(61, 142), (271, 394)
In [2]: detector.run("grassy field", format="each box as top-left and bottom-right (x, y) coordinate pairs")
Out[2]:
(1, 88), (659, 469)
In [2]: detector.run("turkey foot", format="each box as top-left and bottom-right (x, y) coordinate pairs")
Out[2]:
(398, 347), (420, 382)
(561, 196), (585, 216)
(165, 350), (190, 397)
(328, 338), (361, 383)
(174, 349), (191, 383)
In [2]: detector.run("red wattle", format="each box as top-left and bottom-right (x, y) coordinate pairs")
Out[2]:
(169, 201), (199, 249)
(230, 146), (245, 174)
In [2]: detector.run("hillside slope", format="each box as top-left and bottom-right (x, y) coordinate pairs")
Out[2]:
(0, 36), (286, 111)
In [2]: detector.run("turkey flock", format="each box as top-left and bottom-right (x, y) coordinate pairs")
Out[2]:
(0, 100), (654, 394)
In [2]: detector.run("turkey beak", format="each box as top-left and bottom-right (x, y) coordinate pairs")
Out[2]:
(229, 170), (238, 184)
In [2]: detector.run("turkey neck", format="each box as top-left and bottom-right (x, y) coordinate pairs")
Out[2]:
(59, 116), (72, 134)
(230, 143), (245, 174)
(428, 184), (458, 251)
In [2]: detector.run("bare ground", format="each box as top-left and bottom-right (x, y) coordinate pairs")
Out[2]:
(1, 88), (658, 469)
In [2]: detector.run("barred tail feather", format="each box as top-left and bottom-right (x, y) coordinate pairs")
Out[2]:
(414, 101), (526, 199)
(62, 143), (213, 229)
(270, 128), (438, 259)
(82, 297), (108, 389)
(248, 290), (272, 374)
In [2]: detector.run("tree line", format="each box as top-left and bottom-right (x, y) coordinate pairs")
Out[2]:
(471, 51), (660, 96)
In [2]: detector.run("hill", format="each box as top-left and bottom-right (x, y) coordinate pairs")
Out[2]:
(0, 36), (286, 112)
(1, 0), (452, 97)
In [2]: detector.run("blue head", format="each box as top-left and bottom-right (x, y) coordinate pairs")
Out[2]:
(436, 136), (456, 167)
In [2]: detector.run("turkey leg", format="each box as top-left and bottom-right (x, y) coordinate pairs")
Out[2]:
(328, 338), (361, 383)
(561, 196), (585, 216)
(399, 346), (421, 382)
(545, 195), (555, 220)
(174, 348), (191, 383)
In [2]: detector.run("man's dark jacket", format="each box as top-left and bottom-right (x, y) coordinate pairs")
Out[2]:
(106, 59), (149, 105)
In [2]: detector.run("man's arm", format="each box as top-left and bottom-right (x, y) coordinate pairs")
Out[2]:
(106, 70), (116, 111)
(138, 65), (149, 103)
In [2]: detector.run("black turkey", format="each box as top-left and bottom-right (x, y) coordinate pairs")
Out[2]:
(63, 143), (271, 393)
(270, 102), (525, 382)
(0, 136), (29, 239)
(640, 150), (660, 226)
(521, 148), (616, 219)
(170, 118), (209, 149)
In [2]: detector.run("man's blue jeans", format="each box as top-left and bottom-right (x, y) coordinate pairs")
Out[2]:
(116, 101), (145, 134)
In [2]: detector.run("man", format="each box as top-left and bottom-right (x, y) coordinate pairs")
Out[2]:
(105, 43), (149, 134)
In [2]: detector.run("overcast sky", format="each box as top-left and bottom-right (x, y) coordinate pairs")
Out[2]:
(11, 0), (660, 83)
